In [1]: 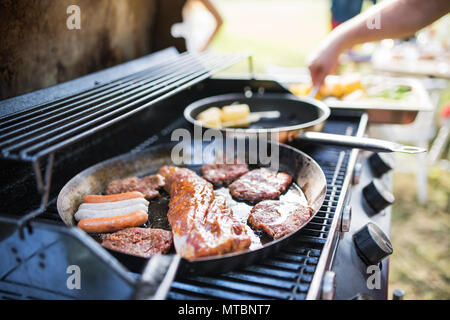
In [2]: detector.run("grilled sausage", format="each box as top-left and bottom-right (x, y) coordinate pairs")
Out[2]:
(78, 197), (149, 211)
(74, 201), (149, 221)
(77, 210), (148, 233)
(83, 191), (145, 203)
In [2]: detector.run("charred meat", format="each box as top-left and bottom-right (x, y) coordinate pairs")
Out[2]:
(248, 200), (313, 239)
(201, 163), (249, 186)
(101, 227), (173, 258)
(229, 168), (293, 202)
(105, 174), (165, 200)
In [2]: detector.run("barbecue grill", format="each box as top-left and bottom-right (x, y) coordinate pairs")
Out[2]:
(0, 48), (394, 300)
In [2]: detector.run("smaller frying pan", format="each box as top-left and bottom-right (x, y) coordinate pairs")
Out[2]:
(184, 93), (426, 154)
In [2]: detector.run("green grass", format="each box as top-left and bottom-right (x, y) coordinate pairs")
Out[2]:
(390, 169), (450, 299)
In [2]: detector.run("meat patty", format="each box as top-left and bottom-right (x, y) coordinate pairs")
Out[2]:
(101, 227), (173, 258)
(201, 163), (249, 186)
(229, 168), (293, 202)
(158, 165), (251, 260)
(248, 200), (313, 239)
(105, 174), (165, 200)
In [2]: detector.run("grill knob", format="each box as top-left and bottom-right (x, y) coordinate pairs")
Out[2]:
(362, 179), (395, 215)
(321, 271), (336, 300)
(353, 222), (393, 265)
(368, 152), (395, 177)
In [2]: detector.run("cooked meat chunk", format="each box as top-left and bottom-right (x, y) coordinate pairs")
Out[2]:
(201, 163), (249, 186)
(158, 166), (251, 260)
(248, 200), (313, 239)
(229, 168), (293, 202)
(101, 227), (173, 258)
(105, 174), (165, 200)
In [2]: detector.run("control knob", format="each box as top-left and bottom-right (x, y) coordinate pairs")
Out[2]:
(362, 179), (395, 215)
(368, 152), (395, 177)
(353, 222), (393, 265)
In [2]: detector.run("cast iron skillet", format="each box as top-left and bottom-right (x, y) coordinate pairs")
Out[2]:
(184, 93), (426, 154)
(57, 139), (327, 275)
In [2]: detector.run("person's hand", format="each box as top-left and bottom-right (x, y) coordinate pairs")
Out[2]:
(307, 36), (344, 88)
(198, 0), (223, 52)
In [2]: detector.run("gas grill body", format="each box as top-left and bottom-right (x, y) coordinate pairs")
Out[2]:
(0, 49), (392, 300)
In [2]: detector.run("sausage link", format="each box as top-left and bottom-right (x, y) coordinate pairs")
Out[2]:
(77, 209), (148, 233)
(83, 191), (144, 203)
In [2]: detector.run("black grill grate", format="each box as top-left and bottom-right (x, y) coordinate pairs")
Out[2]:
(170, 242), (321, 300)
(0, 52), (249, 162)
(167, 118), (359, 300)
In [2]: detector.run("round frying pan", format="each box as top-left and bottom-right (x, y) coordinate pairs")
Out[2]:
(57, 139), (327, 276)
(184, 93), (426, 154)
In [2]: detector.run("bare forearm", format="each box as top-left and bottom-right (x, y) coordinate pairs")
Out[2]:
(331, 0), (450, 53)
(200, 0), (223, 26)
(199, 0), (223, 51)
(308, 0), (449, 87)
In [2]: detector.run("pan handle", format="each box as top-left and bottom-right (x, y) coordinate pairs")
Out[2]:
(297, 131), (426, 154)
(132, 254), (181, 300)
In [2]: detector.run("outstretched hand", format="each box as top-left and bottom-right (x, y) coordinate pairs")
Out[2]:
(307, 36), (343, 88)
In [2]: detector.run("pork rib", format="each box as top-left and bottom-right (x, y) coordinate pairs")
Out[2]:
(158, 166), (251, 260)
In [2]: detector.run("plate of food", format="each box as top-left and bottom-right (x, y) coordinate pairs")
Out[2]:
(268, 69), (433, 124)
(289, 74), (432, 116)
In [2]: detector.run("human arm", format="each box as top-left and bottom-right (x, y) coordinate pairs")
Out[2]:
(308, 0), (450, 87)
(198, 0), (223, 51)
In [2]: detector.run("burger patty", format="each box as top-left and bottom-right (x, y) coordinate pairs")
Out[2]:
(248, 200), (313, 239)
(229, 168), (293, 202)
(201, 163), (249, 186)
(105, 174), (165, 200)
(101, 227), (173, 258)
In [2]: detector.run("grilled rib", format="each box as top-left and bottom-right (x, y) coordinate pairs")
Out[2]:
(158, 166), (251, 260)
